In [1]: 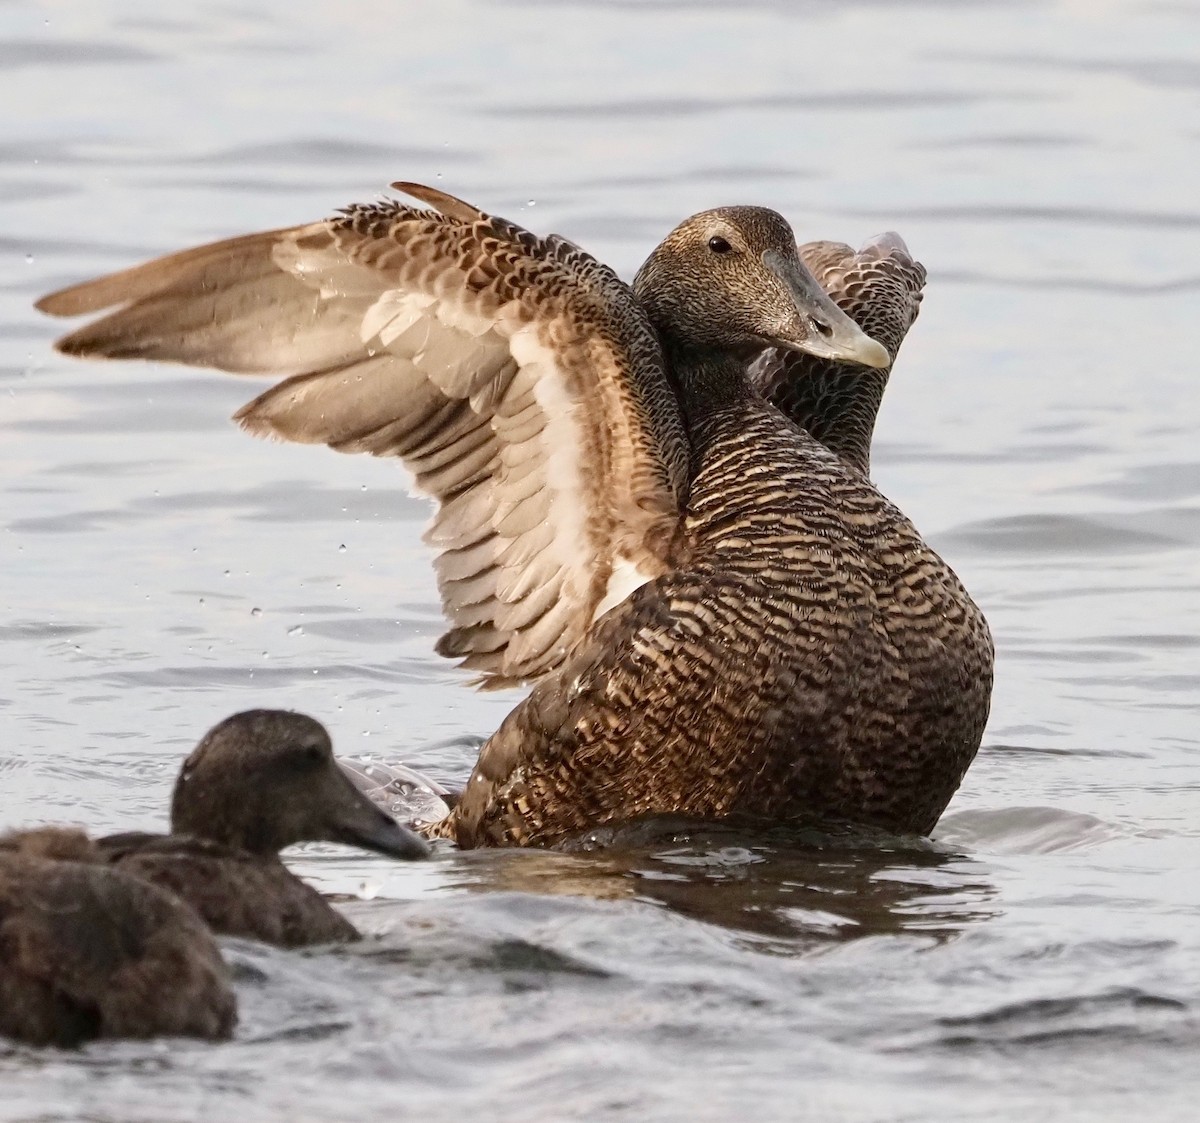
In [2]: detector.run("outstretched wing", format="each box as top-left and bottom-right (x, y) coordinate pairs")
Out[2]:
(37, 184), (690, 687)
(750, 232), (926, 473)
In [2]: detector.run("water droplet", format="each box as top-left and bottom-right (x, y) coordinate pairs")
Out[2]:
(357, 881), (380, 901)
(338, 543), (347, 553)
(287, 625), (303, 636)
(527, 199), (536, 208)
(223, 569), (231, 578)
(198, 597), (205, 606)
(24, 254), (33, 265)
(250, 607), (262, 617)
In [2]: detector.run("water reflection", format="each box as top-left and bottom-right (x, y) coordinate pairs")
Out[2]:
(434, 821), (998, 945)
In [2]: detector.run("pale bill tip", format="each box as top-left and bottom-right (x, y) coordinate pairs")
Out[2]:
(853, 334), (892, 370)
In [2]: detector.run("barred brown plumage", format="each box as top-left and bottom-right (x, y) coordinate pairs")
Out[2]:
(36, 183), (991, 847)
(445, 403), (991, 846)
(751, 232), (927, 476)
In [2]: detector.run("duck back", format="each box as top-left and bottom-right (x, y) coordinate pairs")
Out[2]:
(0, 851), (235, 1046)
(98, 834), (359, 948)
(444, 399), (992, 847)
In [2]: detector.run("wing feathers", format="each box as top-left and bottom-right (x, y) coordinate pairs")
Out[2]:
(36, 228), (297, 317)
(37, 187), (687, 685)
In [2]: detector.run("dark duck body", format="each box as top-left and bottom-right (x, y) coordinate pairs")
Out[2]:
(97, 710), (428, 945)
(448, 223), (991, 846)
(0, 830), (236, 1047)
(36, 186), (993, 848)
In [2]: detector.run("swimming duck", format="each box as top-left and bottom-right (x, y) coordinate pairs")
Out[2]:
(0, 829), (236, 1046)
(36, 184), (993, 847)
(338, 231), (930, 819)
(753, 231), (927, 475)
(95, 709), (429, 945)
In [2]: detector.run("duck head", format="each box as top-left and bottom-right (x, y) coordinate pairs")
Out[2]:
(171, 710), (430, 860)
(633, 206), (890, 367)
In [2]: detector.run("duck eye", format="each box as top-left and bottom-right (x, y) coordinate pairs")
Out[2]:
(707, 236), (733, 255)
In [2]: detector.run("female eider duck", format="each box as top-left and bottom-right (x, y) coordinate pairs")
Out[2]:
(36, 184), (993, 847)
(0, 830), (236, 1046)
(340, 231), (932, 818)
(92, 709), (428, 945)
(754, 231), (927, 476)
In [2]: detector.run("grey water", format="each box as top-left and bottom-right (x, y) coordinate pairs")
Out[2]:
(2, 0), (1199, 1119)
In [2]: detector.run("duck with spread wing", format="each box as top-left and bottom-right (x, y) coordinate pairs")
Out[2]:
(37, 185), (993, 847)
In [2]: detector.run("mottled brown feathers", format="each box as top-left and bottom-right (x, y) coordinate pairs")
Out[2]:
(38, 193), (689, 687)
(0, 846), (236, 1046)
(752, 232), (927, 474)
(422, 216), (988, 847)
(441, 402), (992, 847)
(0, 827), (98, 863)
(37, 187), (992, 846)
(0, 708), (435, 1046)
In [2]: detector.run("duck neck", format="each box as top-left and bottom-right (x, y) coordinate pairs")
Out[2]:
(763, 356), (889, 475)
(658, 330), (756, 455)
(171, 792), (278, 856)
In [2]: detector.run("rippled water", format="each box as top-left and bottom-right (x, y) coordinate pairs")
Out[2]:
(3, 0), (1199, 1119)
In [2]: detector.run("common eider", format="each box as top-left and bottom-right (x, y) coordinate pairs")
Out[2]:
(94, 709), (429, 945)
(753, 231), (927, 475)
(36, 185), (993, 847)
(0, 830), (236, 1046)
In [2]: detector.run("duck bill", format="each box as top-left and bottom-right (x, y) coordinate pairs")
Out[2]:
(762, 249), (891, 368)
(325, 770), (432, 860)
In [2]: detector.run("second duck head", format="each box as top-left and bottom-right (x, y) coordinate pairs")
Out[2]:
(633, 206), (890, 368)
(171, 710), (430, 860)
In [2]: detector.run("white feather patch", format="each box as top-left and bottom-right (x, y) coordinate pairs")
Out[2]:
(500, 324), (595, 636)
(592, 557), (654, 622)
(361, 291), (437, 347)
